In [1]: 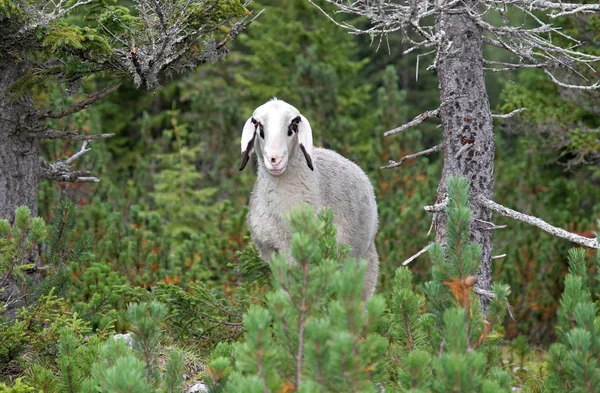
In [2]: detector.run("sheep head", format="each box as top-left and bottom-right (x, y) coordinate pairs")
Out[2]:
(239, 99), (313, 175)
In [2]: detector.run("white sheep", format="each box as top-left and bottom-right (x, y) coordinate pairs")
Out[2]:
(239, 98), (379, 300)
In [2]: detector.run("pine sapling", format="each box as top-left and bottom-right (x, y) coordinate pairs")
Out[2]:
(546, 247), (600, 392)
(387, 176), (512, 392)
(209, 207), (387, 393)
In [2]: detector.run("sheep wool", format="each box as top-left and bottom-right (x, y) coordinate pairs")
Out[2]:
(240, 99), (379, 300)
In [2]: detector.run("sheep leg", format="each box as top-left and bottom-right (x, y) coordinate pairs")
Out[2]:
(362, 243), (379, 302)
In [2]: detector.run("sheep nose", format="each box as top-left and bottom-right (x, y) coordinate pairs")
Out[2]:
(270, 156), (283, 166)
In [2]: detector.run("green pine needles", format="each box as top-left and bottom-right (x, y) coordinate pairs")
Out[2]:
(384, 176), (513, 392)
(546, 247), (600, 392)
(0, 206), (47, 288)
(207, 207), (388, 393)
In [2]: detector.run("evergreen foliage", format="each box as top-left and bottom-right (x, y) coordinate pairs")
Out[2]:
(1, 1), (599, 391)
(0, 206), (47, 286)
(383, 176), (512, 392)
(546, 247), (600, 392)
(207, 207), (388, 393)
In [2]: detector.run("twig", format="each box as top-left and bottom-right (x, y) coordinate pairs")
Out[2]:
(216, 9), (265, 49)
(476, 194), (599, 249)
(492, 108), (527, 118)
(40, 83), (122, 119)
(475, 218), (507, 231)
(473, 286), (496, 300)
(65, 141), (91, 164)
(35, 129), (115, 140)
(381, 143), (443, 169)
(402, 243), (434, 266)
(491, 254), (506, 259)
(454, 143), (473, 159)
(424, 197), (448, 213)
(40, 141), (100, 183)
(543, 69), (600, 91)
(383, 108), (440, 137)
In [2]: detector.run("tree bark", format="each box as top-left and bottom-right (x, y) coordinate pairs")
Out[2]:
(0, 61), (40, 222)
(435, 1), (495, 309)
(0, 59), (42, 318)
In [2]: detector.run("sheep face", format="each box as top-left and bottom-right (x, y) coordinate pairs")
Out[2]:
(239, 99), (314, 175)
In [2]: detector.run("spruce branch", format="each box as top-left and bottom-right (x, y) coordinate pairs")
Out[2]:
(475, 194), (599, 249)
(381, 143), (444, 169)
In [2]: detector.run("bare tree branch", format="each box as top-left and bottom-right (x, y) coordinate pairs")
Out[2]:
(40, 141), (100, 183)
(474, 286), (496, 300)
(383, 108), (440, 137)
(16, 0), (95, 36)
(424, 197), (448, 213)
(39, 83), (122, 119)
(454, 143), (473, 159)
(34, 129), (114, 140)
(65, 140), (91, 165)
(402, 243), (434, 266)
(381, 143), (444, 169)
(475, 218), (507, 231)
(492, 108), (527, 118)
(505, 1), (600, 17)
(475, 194), (599, 249)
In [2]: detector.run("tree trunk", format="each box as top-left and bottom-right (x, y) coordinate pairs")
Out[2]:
(0, 59), (42, 318)
(435, 1), (495, 309)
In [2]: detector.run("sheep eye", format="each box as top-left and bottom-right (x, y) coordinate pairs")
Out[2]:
(288, 116), (301, 136)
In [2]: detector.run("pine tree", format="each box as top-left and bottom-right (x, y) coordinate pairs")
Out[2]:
(384, 176), (512, 392)
(0, 206), (47, 318)
(546, 247), (600, 392)
(207, 207), (388, 392)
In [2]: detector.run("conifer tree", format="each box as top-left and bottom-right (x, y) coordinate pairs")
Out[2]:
(0, 206), (47, 318)
(207, 207), (388, 393)
(384, 176), (512, 392)
(546, 247), (600, 392)
(0, 0), (259, 308)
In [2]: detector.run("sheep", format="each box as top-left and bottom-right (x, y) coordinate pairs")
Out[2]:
(239, 98), (379, 301)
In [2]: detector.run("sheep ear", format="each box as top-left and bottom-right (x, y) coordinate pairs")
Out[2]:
(240, 118), (256, 171)
(297, 115), (314, 171)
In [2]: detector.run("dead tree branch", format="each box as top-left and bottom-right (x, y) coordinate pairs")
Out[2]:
(383, 108), (440, 137)
(402, 243), (434, 266)
(475, 194), (599, 249)
(34, 129), (114, 140)
(492, 108), (527, 118)
(309, 1), (600, 89)
(40, 83), (122, 119)
(424, 197), (448, 213)
(40, 141), (100, 183)
(381, 144), (444, 169)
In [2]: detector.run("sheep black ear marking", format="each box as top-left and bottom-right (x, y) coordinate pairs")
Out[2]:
(299, 143), (314, 171)
(239, 132), (256, 171)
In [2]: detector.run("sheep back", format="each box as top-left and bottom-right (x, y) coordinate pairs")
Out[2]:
(247, 147), (378, 264)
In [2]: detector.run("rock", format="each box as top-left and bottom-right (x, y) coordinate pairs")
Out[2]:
(186, 382), (209, 393)
(112, 332), (135, 348)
